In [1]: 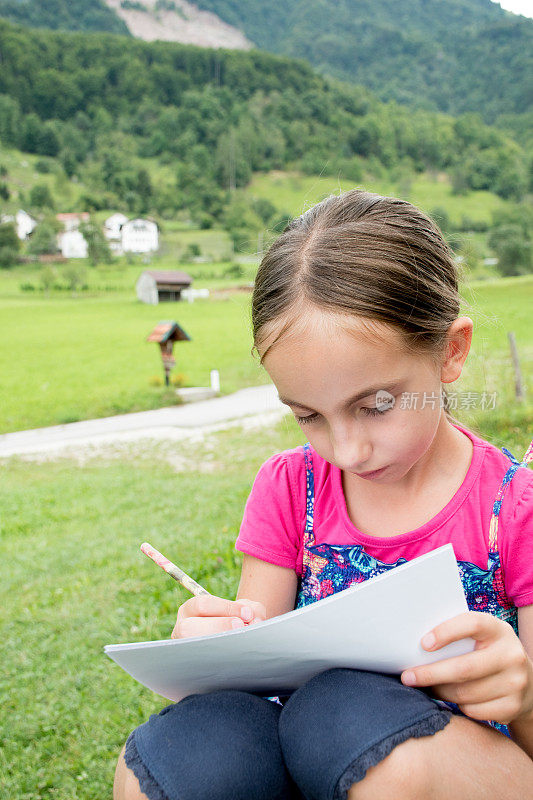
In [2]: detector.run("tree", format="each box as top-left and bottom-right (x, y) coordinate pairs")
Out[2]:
(27, 223), (58, 256)
(430, 207), (451, 235)
(136, 168), (153, 214)
(21, 114), (60, 156)
(79, 222), (112, 266)
(39, 265), (57, 295)
(0, 222), (20, 268)
(222, 194), (263, 253)
(0, 222), (19, 251)
(0, 94), (21, 147)
(488, 225), (532, 276)
(62, 262), (87, 294)
(451, 168), (469, 196)
(30, 184), (54, 209)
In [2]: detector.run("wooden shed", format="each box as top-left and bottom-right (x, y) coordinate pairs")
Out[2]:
(136, 270), (193, 304)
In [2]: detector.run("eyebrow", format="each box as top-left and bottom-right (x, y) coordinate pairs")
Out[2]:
(278, 381), (403, 411)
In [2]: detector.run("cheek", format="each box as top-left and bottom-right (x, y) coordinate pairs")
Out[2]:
(393, 408), (438, 459)
(298, 426), (333, 461)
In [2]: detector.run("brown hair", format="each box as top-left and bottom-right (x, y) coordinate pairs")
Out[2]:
(252, 189), (462, 367)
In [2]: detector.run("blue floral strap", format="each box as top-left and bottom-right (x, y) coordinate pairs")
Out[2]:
(303, 442), (315, 545)
(489, 438), (533, 553)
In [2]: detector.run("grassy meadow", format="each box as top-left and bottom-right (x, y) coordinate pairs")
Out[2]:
(249, 171), (507, 228)
(0, 289), (268, 432)
(1, 162), (532, 796)
(2, 160), (528, 433)
(1, 403), (532, 800)
(0, 270), (531, 433)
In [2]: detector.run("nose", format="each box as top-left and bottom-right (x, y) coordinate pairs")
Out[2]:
(330, 423), (372, 472)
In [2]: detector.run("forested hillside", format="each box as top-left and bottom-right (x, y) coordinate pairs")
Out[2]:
(1, 1), (530, 124)
(0, 0), (130, 34)
(0, 17), (530, 229)
(193, 0), (533, 122)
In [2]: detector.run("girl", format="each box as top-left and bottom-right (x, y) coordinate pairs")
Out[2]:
(115, 190), (533, 800)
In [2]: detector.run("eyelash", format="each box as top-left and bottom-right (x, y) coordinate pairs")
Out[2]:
(295, 407), (389, 425)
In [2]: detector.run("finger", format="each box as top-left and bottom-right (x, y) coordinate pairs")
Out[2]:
(172, 615), (248, 639)
(453, 694), (524, 725)
(429, 669), (515, 706)
(178, 595), (234, 619)
(419, 611), (511, 654)
(178, 595), (261, 622)
(236, 599), (267, 621)
(401, 640), (510, 688)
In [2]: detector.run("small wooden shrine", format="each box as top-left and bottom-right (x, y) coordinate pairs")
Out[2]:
(146, 321), (191, 386)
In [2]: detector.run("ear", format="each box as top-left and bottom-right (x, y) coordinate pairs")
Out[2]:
(440, 316), (473, 384)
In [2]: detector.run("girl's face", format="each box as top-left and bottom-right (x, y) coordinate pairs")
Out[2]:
(261, 310), (456, 484)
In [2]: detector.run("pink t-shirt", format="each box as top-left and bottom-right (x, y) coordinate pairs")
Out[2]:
(235, 424), (533, 608)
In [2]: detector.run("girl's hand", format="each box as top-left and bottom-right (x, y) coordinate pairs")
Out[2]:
(171, 594), (267, 639)
(401, 611), (533, 725)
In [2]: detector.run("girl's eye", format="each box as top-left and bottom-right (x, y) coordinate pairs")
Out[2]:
(295, 413), (319, 425)
(360, 406), (389, 417)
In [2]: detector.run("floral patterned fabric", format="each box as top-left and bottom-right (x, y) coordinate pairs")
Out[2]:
(294, 438), (533, 738)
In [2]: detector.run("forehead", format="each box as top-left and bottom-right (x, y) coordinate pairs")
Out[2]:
(259, 307), (407, 363)
(261, 309), (416, 398)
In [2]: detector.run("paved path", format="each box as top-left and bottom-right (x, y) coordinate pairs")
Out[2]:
(0, 384), (288, 458)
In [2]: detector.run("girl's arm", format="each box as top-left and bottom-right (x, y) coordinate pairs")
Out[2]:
(236, 553), (298, 619)
(509, 604), (533, 758)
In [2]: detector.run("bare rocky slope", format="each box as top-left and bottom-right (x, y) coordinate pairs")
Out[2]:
(104, 0), (252, 48)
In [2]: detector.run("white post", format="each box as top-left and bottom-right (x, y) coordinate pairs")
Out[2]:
(210, 369), (220, 393)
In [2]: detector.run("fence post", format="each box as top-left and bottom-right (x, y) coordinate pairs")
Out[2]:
(508, 332), (525, 402)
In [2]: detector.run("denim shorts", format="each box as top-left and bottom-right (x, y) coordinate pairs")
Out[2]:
(124, 668), (452, 800)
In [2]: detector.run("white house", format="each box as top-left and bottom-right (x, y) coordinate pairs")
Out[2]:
(58, 230), (88, 259)
(16, 210), (37, 240)
(104, 212), (128, 240)
(0, 209), (37, 240)
(56, 212), (90, 232)
(122, 219), (158, 254)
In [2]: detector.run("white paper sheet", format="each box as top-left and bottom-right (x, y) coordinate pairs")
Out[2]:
(105, 544), (474, 701)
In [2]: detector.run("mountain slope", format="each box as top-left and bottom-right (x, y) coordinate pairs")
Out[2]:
(105, 0), (252, 48)
(0, 1), (530, 122)
(192, 0), (533, 121)
(0, 0), (130, 34)
(0, 17), (527, 211)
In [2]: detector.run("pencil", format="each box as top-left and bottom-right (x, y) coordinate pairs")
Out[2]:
(140, 542), (210, 596)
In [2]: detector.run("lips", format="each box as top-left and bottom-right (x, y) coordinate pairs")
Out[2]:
(355, 466), (387, 478)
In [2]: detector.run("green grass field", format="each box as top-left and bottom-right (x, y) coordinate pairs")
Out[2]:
(1, 144), (532, 799)
(1, 406), (532, 799)
(0, 290), (269, 432)
(0, 272), (531, 433)
(0, 157), (531, 434)
(0, 422), (300, 799)
(248, 171), (506, 228)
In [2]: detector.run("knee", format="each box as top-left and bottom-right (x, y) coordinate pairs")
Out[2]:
(346, 736), (433, 800)
(116, 692), (292, 800)
(279, 668), (446, 800)
(113, 743), (150, 800)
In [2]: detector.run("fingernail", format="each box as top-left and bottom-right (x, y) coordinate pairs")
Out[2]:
(240, 607), (253, 622)
(421, 633), (436, 649)
(402, 671), (417, 686)
(232, 618), (245, 629)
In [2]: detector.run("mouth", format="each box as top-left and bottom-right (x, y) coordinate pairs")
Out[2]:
(355, 466), (388, 479)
